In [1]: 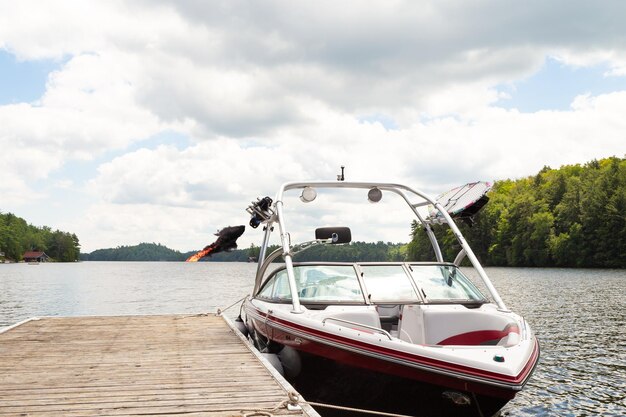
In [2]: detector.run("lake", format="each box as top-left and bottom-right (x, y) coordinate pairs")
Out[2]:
(1, 262), (624, 416)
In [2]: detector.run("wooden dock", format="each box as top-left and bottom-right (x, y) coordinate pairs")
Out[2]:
(0, 314), (320, 417)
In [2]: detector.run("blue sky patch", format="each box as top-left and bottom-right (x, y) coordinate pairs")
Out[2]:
(358, 113), (398, 130)
(24, 131), (192, 229)
(43, 131), (192, 189)
(0, 50), (62, 105)
(497, 57), (626, 112)
(124, 130), (191, 153)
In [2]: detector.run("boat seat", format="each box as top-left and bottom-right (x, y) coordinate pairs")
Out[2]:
(377, 305), (400, 320)
(497, 331), (520, 347)
(397, 305), (425, 344)
(420, 306), (520, 346)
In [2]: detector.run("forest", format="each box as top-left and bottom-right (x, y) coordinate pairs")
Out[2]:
(0, 212), (81, 262)
(408, 156), (626, 268)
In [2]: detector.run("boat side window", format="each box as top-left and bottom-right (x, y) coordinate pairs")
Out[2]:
(359, 265), (419, 303)
(257, 265), (365, 303)
(295, 265), (364, 303)
(259, 269), (291, 301)
(272, 270), (293, 300)
(257, 272), (277, 299)
(257, 270), (291, 301)
(408, 265), (486, 302)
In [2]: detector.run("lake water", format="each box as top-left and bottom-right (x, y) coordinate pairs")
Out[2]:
(0, 262), (624, 416)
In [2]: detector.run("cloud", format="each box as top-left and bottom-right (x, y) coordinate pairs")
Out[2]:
(1, 1), (626, 250)
(68, 202), (234, 252)
(3, 1), (626, 140)
(74, 91), (626, 251)
(0, 53), (164, 203)
(134, 57), (305, 138)
(90, 139), (310, 206)
(149, 1), (626, 110)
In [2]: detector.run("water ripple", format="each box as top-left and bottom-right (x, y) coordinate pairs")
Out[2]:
(464, 267), (626, 417)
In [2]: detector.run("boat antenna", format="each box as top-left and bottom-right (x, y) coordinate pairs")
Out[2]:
(337, 165), (345, 181)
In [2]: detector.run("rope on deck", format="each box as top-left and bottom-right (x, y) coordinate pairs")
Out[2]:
(216, 294), (249, 316)
(296, 395), (417, 417)
(240, 391), (417, 417)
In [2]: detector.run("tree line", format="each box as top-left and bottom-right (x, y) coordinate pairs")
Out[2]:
(408, 156), (626, 268)
(245, 241), (407, 263)
(81, 242), (188, 261)
(79, 241), (407, 262)
(0, 212), (81, 262)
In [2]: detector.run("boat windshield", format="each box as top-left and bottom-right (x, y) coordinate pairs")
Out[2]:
(257, 265), (365, 303)
(408, 265), (486, 302)
(360, 265), (420, 303)
(257, 263), (486, 305)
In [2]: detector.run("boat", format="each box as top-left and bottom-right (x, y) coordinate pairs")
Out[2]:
(241, 180), (539, 417)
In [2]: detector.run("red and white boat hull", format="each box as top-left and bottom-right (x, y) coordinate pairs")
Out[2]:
(244, 301), (539, 414)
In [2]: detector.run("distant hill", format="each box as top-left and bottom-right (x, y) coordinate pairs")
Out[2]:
(81, 242), (256, 262)
(82, 243), (187, 261)
(80, 241), (408, 262)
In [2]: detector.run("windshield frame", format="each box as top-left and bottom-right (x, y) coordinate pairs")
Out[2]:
(255, 261), (488, 306)
(256, 262), (368, 305)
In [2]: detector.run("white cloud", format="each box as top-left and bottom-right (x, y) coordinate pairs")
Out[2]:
(0, 53), (164, 204)
(68, 202), (233, 252)
(553, 50), (626, 77)
(74, 92), (626, 251)
(1, 1), (626, 250)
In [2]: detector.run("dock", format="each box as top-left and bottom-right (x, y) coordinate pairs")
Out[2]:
(0, 314), (320, 417)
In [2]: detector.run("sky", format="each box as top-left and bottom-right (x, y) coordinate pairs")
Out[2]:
(1, 0), (625, 253)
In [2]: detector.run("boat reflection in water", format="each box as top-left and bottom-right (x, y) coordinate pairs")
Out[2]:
(241, 180), (539, 417)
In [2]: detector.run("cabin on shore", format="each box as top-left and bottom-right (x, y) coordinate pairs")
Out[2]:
(22, 251), (50, 263)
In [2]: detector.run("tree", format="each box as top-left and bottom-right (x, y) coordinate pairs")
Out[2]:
(0, 211), (81, 262)
(406, 156), (626, 268)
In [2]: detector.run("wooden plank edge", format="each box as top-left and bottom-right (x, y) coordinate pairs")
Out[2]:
(220, 314), (322, 417)
(2, 313), (219, 327)
(0, 317), (41, 334)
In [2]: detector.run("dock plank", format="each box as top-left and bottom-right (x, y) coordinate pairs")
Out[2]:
(0, 315), (319, 417)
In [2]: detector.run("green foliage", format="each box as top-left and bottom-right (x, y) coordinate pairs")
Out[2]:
(0, 212), (80, 262)
(83, 243), (186, 261)
(407, 221), (436, 261)
(408, 156), (626, 268)
(293, 241), (407, 262)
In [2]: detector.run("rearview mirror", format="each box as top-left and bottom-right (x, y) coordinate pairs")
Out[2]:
(315, 227), (351, 244)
